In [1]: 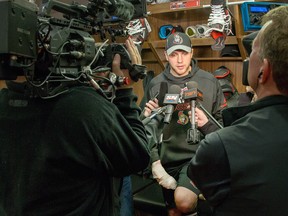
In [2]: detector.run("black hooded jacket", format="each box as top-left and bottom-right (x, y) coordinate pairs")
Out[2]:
(146, 59), (226, 169)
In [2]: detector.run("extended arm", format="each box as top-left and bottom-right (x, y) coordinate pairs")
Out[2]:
(187, 132), (231, 206)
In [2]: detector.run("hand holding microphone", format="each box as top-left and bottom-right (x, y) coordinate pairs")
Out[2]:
(143, 82), (169, 118)
(112, 38), (141, 89)
(183, 81), (202, 144)
(143, 99), (160, 117)
(189, 107), (208, 128)
(185, 81), (223, 130)
(142, 100), (167, 125)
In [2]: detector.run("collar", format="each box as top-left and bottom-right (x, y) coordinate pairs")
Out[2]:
(222, 95), (288, 127)
(5, 81), (27, 94)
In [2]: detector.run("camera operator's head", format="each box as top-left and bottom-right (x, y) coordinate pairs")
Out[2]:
(248, 6), (288, 98)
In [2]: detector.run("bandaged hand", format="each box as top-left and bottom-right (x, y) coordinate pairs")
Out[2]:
(152, 160), (177, 190)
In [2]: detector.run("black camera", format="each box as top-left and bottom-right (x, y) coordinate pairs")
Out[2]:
(0, 0), (147, 97)
(0, 0), (38, 80)
(241, 31), (259, 86)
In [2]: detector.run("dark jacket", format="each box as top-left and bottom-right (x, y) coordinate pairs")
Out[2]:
(146, 59), (226, 169)
(187, 95), (288, 216)
(0, 83), (150, 216)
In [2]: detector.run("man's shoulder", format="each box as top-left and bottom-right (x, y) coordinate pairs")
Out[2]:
(205, 126), (238, 148)
(194, 69), (221, 90)
(196, 69), (216, 80)
(149, 73), (166, 87)
(193, 71), (219, 90)
(57, 86), (111, 110)
(68, 86), (104, 99)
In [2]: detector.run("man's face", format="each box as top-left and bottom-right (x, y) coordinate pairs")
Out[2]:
(165, 50), (193, 77)
(248, 35), (263, 92)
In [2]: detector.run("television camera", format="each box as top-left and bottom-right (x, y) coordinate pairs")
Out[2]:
(0, 0), (147, 99)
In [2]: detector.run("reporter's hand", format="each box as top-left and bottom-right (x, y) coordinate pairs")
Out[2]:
(125, 37), (141, 65)
(195, 107), (209, 127)
(112, 38), (142, 89)
(188, 107), (209, 128)
(112, 53), (131, 89)
(152, 160), (177, 190)
(143, 99), (160, 117)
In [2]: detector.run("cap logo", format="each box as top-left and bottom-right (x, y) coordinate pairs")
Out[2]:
(173, 34), (183, 45)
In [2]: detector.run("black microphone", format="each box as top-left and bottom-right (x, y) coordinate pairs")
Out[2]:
(163, 85), (181, 124)
(183, 81), (203, 101)
(157, 82), (168, 107)
(183, 81), (201, 144)
(185, 81), (223, 130)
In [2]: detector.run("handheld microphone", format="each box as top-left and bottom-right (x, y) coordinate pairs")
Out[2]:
(157, 82), (169, 107)
(163, 85), (181, 124)
(183, 81), (201, 144)
(185, 81), (223, 130)
(142, 106), (167, 125)
(183, 81), (203, 101)
(142, 82), (168, 125)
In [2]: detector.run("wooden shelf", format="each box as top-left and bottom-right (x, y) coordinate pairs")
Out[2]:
(143, 36), (238, 49)
(157, 56), (242, 61)
(197, 57), (243, 61)
(147, 2), (202, 15)
(143, 59), (158, 63)
(143, 56), (242, 64)
(147, 0), (254, 14)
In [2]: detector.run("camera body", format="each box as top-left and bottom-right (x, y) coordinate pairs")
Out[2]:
(241, 31), (259, 86)
(0, 0), (147, 96)
(0, 0), (38, 80)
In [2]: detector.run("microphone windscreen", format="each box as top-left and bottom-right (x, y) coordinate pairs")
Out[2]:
(186, 81), (198, 89)
(158, 82), (168, 107)
(168, 85), (182, 94)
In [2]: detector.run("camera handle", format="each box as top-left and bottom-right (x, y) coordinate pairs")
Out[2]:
(126, 63), (147, 82)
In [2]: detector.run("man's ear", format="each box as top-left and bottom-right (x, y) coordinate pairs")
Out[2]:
(259, 58), (271, 83)
(164, 51), (169, 61)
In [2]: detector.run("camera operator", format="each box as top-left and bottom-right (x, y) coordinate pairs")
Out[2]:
(0, 37), (150, 216)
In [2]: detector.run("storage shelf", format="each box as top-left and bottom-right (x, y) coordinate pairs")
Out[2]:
(147, 2), (202, 15)
(197, 57), (243, 61)
(147, 0), (249, 15)
(147, 0), (287, 15)
(143, 56), (242, 63)
(143, 36), (237, 49)
(143, 55), (243, 62)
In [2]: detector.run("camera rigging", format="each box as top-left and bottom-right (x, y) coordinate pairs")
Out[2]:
(0, 0), (147, 100)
